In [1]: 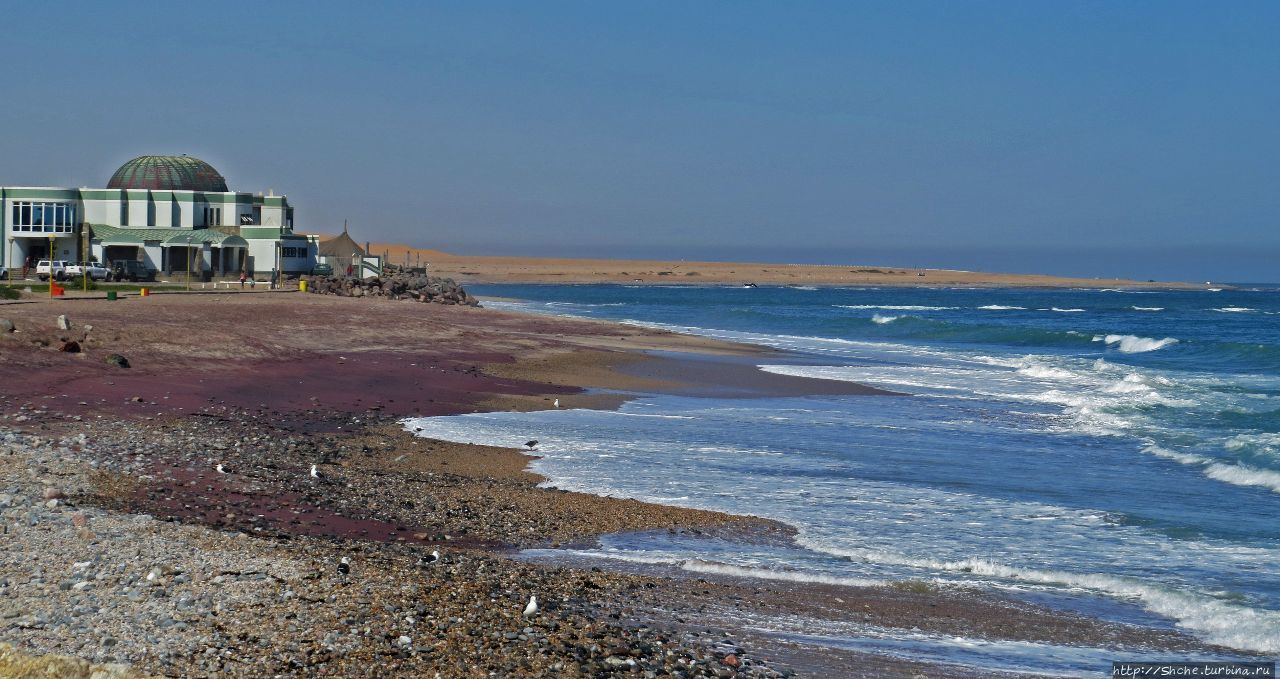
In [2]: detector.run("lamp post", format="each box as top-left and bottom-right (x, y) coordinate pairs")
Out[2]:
(186, 236), (193, 291)
(6, 238), (13, 287)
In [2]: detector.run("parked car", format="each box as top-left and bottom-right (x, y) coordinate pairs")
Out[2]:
(65, 261), (110, 281)
(310, 263), (333, 276)
(0, 266), (7, 280)
(36, 260), (69, 281)
(108, 261), (156, 282)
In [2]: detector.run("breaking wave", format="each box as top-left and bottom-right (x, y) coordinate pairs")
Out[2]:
(1093, 334), (1178, 353)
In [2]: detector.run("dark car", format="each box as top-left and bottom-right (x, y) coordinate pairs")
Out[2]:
(310, 263), (334, 276)
(109, 261), (157, 282)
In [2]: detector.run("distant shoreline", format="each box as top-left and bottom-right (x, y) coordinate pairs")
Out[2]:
(349, 240), (1213, 290)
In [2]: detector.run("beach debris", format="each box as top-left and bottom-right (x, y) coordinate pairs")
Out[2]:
(0, 319), (14, 333)
(105, 354), (130, 369)
(337, 556), (350, 576)
(524, 440), (538, 450)
(522, 595), (538, 618)
(56, 314), (71, 331)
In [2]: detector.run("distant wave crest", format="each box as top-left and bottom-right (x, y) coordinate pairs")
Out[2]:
(1092, 334), (1178, 353)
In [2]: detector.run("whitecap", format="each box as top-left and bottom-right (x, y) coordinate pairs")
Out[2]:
(1213, 307), (1256, 313)
(977, 305), (1025, 310)
(1132, 306), (1165, 311)
(871, 314), (900, 324)
(837, 304), (957, 311)
(1093, 334), (1178, 353)
(1051, 307), (1086, 313)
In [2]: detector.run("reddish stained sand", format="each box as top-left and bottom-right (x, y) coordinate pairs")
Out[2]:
(130, 462), (504, 549)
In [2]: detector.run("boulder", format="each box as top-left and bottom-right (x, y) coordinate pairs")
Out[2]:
(302, 273), (480, 307)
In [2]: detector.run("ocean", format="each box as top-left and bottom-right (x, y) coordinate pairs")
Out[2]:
(405, 283), (1280, 675)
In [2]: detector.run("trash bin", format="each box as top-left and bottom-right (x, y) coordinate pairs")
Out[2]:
(299, 279), (308, 293)
(106, 291), (117, 301)
(140, 287), (150, 297)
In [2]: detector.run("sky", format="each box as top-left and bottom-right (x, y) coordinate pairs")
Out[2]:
(0, 1), (1276, 281)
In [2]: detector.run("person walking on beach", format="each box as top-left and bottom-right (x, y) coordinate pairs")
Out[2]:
(270, 268), (278, 290)
(239, 270), (247, 289)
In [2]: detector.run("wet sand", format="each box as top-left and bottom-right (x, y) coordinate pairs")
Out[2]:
(0, 291), (1229, 677)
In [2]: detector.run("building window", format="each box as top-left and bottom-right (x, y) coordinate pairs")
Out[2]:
(203, 206), (222, 226)
(10, 202), (75, 233)
(281, 246), (302, 258)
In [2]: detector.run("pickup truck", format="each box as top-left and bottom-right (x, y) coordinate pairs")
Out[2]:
(36, 260), (69, 281)
(65, 262), (110, 280)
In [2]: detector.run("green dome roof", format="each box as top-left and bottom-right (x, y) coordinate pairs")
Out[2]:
(107, 155), (228, 192)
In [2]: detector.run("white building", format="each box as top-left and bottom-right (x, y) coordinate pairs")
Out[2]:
(1, 155), (316, 278)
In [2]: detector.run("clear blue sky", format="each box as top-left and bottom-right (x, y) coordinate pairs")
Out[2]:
(1, 1), (1276, 281)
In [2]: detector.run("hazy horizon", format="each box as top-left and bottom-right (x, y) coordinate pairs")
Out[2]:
(1, 2), (1275, 282)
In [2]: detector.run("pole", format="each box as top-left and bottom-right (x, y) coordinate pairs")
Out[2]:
(48, 234), (55, 298)
(186, 240), (192, 291)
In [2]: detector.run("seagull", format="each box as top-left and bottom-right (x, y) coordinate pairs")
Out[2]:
(337, 556), (350, 576)
(215, 463), (226, 474)
(310, 464), (321, 479)
(522, 595), (538, 618)
(553, 399), (560, 408)
(422, 549), (440, 565)
(525, 440), (538, 450)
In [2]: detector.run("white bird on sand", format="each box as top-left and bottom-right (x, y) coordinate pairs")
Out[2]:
(215, 463), (226, 474)
(523, 595), (538, 618)
(553, 399), (560, 408)
(422, 549), (440, 565)
(337, 556), (350, 576)
(310, 464), (320, 479)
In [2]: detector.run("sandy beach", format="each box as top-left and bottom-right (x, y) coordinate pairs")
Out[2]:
(0, 290), (1227, 677)
(356, 242), (1208, 290)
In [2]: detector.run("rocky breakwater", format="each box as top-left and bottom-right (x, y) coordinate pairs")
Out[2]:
(302, 273), (479, 306)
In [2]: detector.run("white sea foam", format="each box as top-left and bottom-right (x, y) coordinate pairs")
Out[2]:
(1015, 365), (1079, 381)
(1051, 307), (1085, 313)
(871, 314), (900, 324)
(1225, 433), (1280, 456)
(1204, 464), (1280, 493)
(540, 549), (882, 587)
(838, 304), (957, 311)
(799, 538), (1280, 653)
(1143, 444), (1280, 494)
(1213, 307), (1257, 313)
(1092, 334), (1178, 353)
(977, 305), (1025, 310)
(1132, 306), (1165, 311)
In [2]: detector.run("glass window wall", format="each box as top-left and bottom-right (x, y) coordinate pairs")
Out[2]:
(10, 201), (76, 233)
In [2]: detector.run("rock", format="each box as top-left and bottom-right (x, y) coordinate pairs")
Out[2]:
(57, 315), (71, 331)
(43, 487), (65, 500)
(105, 354), (130, 369)
(0, 319), (13, 333)
(722, 654), (739, 667)
(59, 340), (81, 353)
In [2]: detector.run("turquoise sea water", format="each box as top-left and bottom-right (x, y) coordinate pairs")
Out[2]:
(406, 283), (1280, 674)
